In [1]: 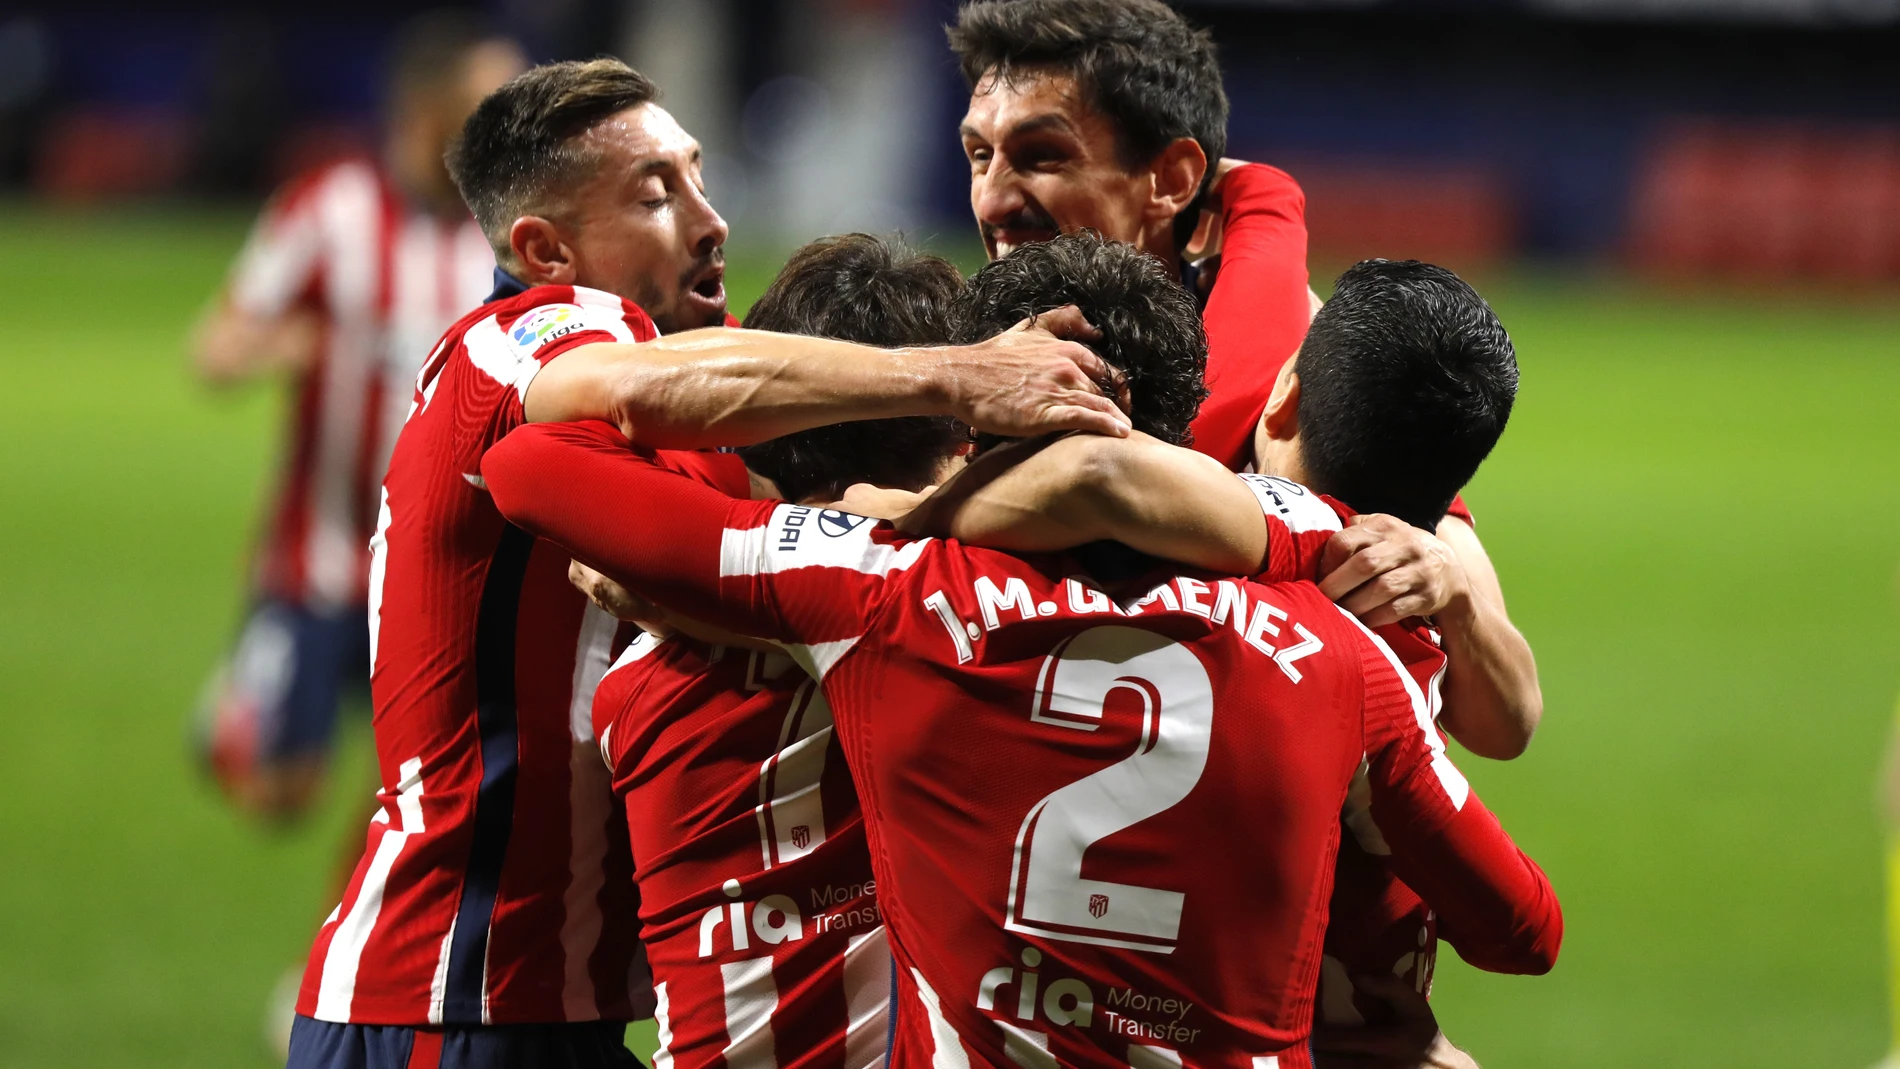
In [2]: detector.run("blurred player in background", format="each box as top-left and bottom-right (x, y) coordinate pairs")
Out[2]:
(190, 13), (524, 822)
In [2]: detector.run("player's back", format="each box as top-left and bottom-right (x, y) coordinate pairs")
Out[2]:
(594, 634), (889, 1069)
(818, 543), (1389, 1069)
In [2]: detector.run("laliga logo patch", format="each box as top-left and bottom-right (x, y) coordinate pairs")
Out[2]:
(510, 305), (582, 350)
(817, 510), (869, 537)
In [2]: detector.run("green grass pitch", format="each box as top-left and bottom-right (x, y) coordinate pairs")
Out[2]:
(1, 205), (1896, 1067)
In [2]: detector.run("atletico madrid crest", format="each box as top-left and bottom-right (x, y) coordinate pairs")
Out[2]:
(1089, 893), (1109, 918)
(791, 825), (811, 850)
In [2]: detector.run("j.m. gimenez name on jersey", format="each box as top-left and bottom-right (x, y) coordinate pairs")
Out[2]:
(481, 421), (1563, 1069)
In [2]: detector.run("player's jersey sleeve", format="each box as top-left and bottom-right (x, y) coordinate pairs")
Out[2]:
(1346, 614), (1563, 975)
(425, 286), (660, 467)
(1191, 164), (1312, 470)
(481, 419), (906, 680)
(1239, 473), (1345, 582)
(226, 166), (337, 317)
(1446, 495), (1475, 527)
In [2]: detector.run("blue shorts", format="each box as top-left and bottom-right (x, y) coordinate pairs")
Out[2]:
(197, 598), (370, 784)
(286, 1017), (644, 1069)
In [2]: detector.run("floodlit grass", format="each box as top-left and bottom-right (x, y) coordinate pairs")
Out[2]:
(0, 205), (1895, 1067)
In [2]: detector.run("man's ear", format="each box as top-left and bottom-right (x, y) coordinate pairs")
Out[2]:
(1261, 360), (1301, 442)
(509, 216), (578, 286)
(1146, 137), (1209, 222)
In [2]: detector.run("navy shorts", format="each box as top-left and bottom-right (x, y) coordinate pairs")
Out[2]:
(286, 1016), (645, 1069)
(197, 598), (370, 782)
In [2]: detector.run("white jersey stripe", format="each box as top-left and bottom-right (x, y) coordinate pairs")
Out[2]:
(720, 957), (780, 1069)
(911, 968), (972, 1069)
(720, 504), (932, 579)
(1000, 1024), (1055, 1069)
(1128, 1044), (1181, 1069)
(842, 928), (892, 1069)
(315, 756), (425, 1021)
(560, 742), (611, 1020)
(1334, 608), (1470, 809)
(652, 981), (677, 1069)
(757, 684), (834, 867)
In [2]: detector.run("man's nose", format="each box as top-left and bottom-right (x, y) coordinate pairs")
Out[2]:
(687, 184), (729, 254)
(973, 165), (1026, 226)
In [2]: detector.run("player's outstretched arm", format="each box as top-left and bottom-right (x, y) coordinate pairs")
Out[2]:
(1354, 628), (1562, 975)
(483, 420), (882, 654)
(522, 307), (1129, 449)
(896, 432), (1270, 574)
(191, 301), (323, 385)
(1323, 515), (1542, 759)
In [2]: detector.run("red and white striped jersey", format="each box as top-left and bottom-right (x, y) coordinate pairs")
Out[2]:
(594, 634), (889, 1069)
(480, 425), (1564, 1069)
(295, 284), (720, 1026)
(227, 158), (497, 610)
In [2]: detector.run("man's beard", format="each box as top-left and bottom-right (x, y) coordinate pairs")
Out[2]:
(642, 249), (726, 333)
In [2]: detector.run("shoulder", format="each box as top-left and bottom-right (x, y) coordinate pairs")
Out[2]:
(1239, 474), (1346, 534)
(265, 157), (383, 222)
(1227, 162), (1305, 203)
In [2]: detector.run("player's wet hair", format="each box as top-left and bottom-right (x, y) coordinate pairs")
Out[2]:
(948, 0), (1228, 250)
(1296, 260), (1518, 530)
(958, 231), (1207, 448)
(736, 234), (971, 504)
(447, 58), (658, 260)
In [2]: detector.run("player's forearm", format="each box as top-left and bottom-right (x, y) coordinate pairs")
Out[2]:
(1435, 594), (1542, 760)
(1433, 518), (1542, 759)
(907, 433), (1267, 573)
(1383, 795), (1563, 976)
(525, 331), (950, 447)
(482, 421), (784, 640)
(191, 303), (319, 385)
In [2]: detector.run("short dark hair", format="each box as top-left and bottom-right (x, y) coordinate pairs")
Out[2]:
(736, 235), (970, 503)
(948, 0), (1228, 249)
(958, 231), (1207, 447)
(1296, 260), (1519, 529)
(447, 59), (657, 257)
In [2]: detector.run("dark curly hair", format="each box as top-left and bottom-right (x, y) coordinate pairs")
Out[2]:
(948, 0), (1228, 250)
(957, 231), (1207, 447)
(737, 234), (970, 503)
(1297, 259), (1518, 529)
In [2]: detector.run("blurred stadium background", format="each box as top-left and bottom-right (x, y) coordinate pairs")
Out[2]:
(1, 0), (1898, 1066)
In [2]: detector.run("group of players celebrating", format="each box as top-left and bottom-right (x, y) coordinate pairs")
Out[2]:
(198, 2), (1564, 1067)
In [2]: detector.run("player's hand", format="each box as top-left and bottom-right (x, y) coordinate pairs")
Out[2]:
(1319, 514), (1469, 627)
(569, 560), (671, 635)
(835, 484), (931, 521)
(1312, 973), (1479, 1069)
(945, 306), (1130, 440)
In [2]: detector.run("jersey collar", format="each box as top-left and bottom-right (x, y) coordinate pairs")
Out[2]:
(486, 267), (531, 304)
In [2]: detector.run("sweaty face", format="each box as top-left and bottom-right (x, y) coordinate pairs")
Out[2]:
(562, 104), (730, 333)
(961, 68), (1154, 262)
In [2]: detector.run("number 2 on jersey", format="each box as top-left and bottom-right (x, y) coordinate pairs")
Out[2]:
(1004, 626), (1214, 954)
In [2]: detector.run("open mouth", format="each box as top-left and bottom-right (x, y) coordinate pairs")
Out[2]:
(992, 230), (1059, 259)
(686, 265), (726, 308)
